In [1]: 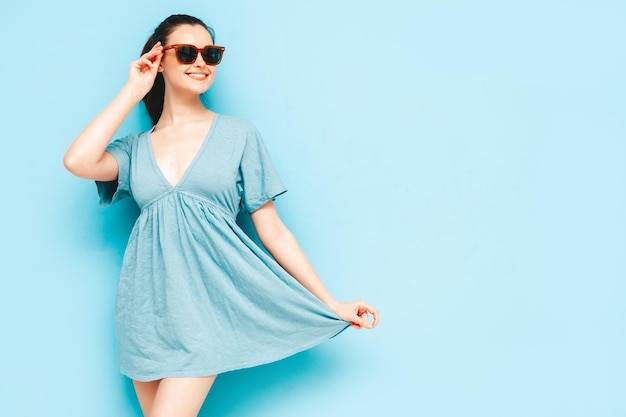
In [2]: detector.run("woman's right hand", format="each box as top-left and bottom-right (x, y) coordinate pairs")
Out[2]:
(126, 42), (164, 99)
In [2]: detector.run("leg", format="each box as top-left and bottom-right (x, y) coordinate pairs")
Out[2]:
(133, 379), (161, 417)
(149, 376), (217, 417)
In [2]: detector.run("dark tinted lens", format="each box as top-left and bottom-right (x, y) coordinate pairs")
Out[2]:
(176, 46), (198, 63)
(202, 47), (222, 64)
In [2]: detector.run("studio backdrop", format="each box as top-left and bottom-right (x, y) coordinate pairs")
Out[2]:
(0, 1), (624, 416)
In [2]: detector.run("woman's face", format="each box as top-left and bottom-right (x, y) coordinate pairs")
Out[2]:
(160, 24), (217, 96)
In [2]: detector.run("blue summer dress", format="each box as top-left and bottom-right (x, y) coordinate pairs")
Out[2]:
(96, 114), (349, 381)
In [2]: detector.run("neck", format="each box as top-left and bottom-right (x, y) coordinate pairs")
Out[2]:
(158, 91), (210, 127)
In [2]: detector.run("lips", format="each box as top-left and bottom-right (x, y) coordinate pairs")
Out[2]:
(187, 72), (209, 79)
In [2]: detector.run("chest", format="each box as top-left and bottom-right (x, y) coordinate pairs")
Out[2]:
(128, 130), (245, 210)
(150, 132), (207, 187)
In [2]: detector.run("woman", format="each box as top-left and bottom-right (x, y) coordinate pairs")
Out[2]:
(64, 14), (378, 417)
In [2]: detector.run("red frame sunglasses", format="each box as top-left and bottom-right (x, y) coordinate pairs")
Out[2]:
(163, 44), (226, 65)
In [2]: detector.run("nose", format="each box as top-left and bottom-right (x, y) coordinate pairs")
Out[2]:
(193, 51), (208, 66)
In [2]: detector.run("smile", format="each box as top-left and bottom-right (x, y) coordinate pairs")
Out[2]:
(187, 73), (209, 79)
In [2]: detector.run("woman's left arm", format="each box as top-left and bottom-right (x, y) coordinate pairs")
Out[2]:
(250, 201), (379, 330)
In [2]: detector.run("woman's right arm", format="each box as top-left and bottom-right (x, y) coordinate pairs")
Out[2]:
(63, 43), (163, 181)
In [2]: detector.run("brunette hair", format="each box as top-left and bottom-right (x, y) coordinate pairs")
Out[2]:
(141, 14), (216, 125)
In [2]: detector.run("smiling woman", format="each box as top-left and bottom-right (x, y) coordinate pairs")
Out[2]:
(62, 13), (378, 417)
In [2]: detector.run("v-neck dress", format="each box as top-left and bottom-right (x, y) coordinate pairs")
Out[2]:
(96, 114), (349, 381)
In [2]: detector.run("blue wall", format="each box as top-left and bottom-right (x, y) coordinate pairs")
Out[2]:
(1, 1), (625, 416)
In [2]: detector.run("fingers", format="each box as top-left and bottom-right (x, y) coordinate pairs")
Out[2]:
(362, 302), (379, 328)
(134, 42), (163, 72)
(135, 57), (155, 72)
(332, 300), (379, 330)
(145, 41), (164, 64)
(124, 42), (164, 98)
(347, 301), (379, 330)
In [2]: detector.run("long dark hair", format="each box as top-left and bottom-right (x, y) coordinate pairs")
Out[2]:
(141, 14), (216, 125)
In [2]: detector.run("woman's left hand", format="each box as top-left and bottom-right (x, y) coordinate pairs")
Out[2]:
(331, 300), (380, 330)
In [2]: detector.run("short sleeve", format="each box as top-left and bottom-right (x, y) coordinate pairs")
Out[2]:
(238, 128), (287, 213)
(95, 134), (133, 207)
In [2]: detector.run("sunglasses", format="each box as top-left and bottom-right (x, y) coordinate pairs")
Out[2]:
(163, 44), (225, 65)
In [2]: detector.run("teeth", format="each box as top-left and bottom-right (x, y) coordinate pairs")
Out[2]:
(188, 73), (208, 79)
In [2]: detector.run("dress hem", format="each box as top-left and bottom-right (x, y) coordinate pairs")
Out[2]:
(119, 322), (350, 382)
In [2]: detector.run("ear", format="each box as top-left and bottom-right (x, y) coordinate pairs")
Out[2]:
(155, 53), (164, 72)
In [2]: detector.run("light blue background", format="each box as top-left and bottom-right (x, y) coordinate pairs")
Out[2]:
(1, 1), (624, 416)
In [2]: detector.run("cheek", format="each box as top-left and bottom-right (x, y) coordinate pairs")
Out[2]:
(160, 65), (183, 82)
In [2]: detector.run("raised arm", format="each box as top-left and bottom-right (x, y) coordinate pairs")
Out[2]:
(63, 43), (164, 181)
(250, 200), (379, 330)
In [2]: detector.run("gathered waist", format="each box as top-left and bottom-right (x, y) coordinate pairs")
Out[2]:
(140, 190), (238, 221)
